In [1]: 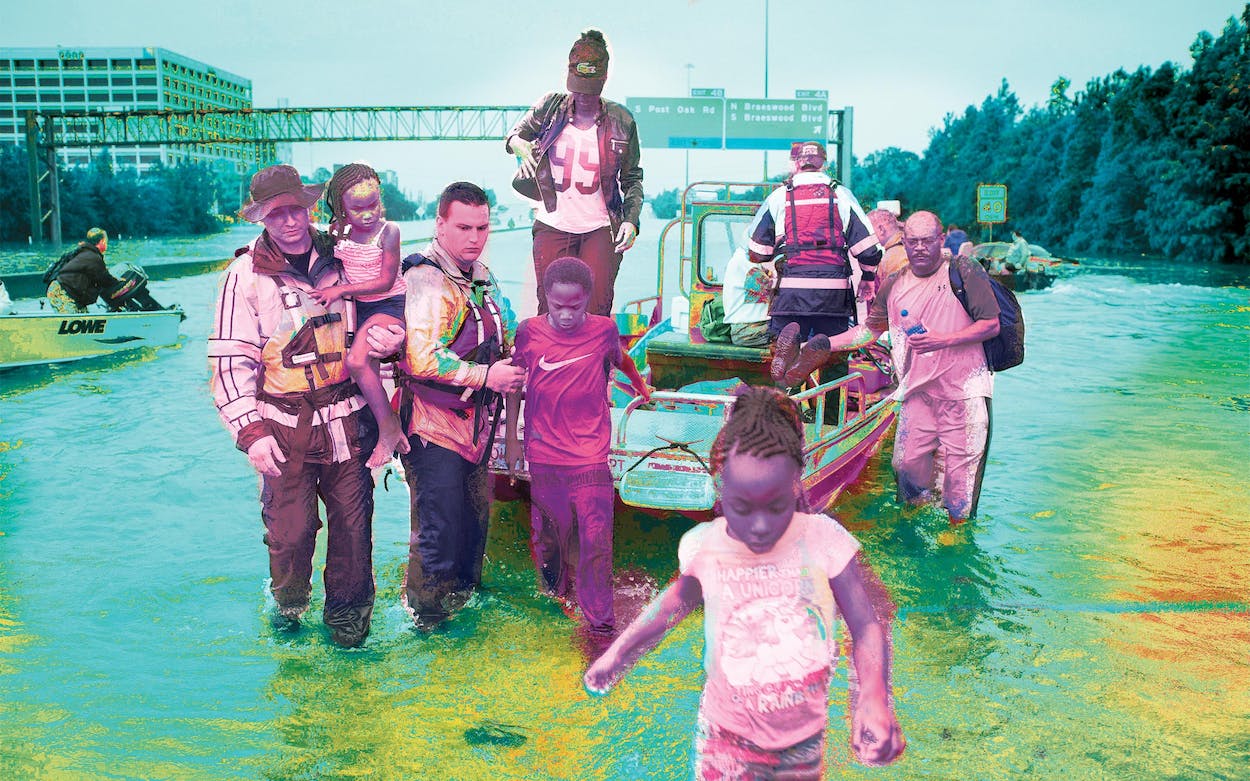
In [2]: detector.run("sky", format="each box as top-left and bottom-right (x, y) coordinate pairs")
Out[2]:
(4, 0), (1245, 203)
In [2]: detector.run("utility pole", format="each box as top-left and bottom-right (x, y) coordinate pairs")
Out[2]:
(685, 63), (694, 189)
(762, 0), (770, 180)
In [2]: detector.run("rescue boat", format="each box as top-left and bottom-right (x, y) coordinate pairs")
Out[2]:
(488, 182), (899, 518)
(0, 264), (184, 370)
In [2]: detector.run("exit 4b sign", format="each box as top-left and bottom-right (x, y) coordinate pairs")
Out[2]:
(977, 184), (1007, 224)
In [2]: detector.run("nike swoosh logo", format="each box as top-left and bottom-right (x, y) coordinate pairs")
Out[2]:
(538, 353), (592, 371)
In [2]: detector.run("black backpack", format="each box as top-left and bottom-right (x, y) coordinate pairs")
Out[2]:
(42, 245), (82, 286)
(948, 258), (1025, 372)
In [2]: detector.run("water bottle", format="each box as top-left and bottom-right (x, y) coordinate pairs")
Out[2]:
(900, 309), (927, 337)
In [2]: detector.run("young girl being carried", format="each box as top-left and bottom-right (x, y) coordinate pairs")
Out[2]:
(584, 386), (905, 779)
(312, 163), (410, 468)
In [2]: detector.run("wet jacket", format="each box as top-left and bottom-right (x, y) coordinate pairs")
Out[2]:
(208, 229), (368, 463)
(507, 92), (644, 231)
(55, 244), (120, 309)
(746, 172), (882, 319)
(397, 246), (517, 464)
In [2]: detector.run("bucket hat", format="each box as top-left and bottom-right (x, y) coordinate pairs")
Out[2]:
(240, 165), (324, 223)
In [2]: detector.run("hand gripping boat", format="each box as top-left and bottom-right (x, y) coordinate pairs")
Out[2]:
(488, 182), (899, 518)
(0, 263), (185, 370)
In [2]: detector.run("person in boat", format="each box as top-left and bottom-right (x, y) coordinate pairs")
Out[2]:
(310, 163), (411, 470)
(208, 164), (380, 648)
(584, 386), (905, 776)
(1006, 231), (1042, 273)
(721, 247), (774, 348)
(867, 208), (908, 288)
(796, 211), (1000, 524)
(506, 28), (643, 317)
(744, 140), (882, 385)
(392, 181), (525, 632)
(503, 256), (651, 637)
(45, 227), (122, 314)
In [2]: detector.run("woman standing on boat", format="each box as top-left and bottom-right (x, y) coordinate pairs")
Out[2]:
(506, 28), (643, 317)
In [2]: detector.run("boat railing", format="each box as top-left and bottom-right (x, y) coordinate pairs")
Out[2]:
(614, 389), (741, 448)
(789, 370), (877, 445)
(614, 368), (875, 451)
(676, 181), (772, 298)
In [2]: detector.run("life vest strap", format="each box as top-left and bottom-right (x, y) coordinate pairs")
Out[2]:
(778, 277), (852, 290)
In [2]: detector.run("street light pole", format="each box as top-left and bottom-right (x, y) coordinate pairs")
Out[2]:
(762, 0), (769, 180)
(685, 63), (694, 189)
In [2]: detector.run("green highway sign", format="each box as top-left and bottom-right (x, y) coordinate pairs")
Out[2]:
(795, 89), (828, 99)
(627, 97), (724, 149)
(724, 98), (827, 150)
(691, 88), (725, 98)
(977, 184), (1008, 224)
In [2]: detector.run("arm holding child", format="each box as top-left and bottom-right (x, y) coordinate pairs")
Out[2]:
(311, 222), (402, 305)
(831, 555), (906, 766)
(583, 573), (702, 694)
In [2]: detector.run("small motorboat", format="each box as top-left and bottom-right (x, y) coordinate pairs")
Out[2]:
(0, 263), (184, 370)
(969, 241), (1078, 291)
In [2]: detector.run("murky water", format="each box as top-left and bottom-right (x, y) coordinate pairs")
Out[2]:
(1, 224), (1247, 779)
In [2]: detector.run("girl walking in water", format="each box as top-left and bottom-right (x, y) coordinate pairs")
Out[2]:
(584, 386), (905, 778)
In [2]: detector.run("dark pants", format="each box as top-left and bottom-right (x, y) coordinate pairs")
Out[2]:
(769, 315), (851, 423)
(532, 221), (620, 316)
(529, 463), (616, 630)
(400, 437), (490, 618)
(767, 314), (851, 341)
(260, 449), (376, 640)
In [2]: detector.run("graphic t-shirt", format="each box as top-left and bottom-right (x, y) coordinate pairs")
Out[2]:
(512, 313), (621, 465)
(678, 512), (861, 750)
(537, 123), (611, 234)
(722, 247), (772, 325)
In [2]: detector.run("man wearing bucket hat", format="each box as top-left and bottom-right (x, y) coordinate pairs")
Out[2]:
(745, 140), (883, 387)
(506, 28), (643, 317)
(208, 163), (379, 648)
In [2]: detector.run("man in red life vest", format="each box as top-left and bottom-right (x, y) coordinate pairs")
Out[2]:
(745, 141), (882, 384)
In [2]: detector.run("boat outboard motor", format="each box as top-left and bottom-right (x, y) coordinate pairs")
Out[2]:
(104, 263), (165, 312)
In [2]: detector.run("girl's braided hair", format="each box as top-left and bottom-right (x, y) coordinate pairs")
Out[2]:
(709, 386), (805, 476)
(323, 162), (382, 238)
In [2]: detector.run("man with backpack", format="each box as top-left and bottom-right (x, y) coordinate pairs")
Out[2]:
(812, 211), (1011, 523)
(44, 227), (121, 313)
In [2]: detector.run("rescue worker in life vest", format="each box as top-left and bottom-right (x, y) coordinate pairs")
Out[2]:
(208, 164), (380, 648)
(744, 141), (883, 386)
(390, 181), (524, 631)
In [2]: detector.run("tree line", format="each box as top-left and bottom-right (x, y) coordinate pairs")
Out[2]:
(0, 153), (434, 245)
(0, 147), (227, 242)
(852, 7), (1249, 264)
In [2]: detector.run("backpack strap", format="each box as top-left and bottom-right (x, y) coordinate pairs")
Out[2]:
(948, 258), (973, 318)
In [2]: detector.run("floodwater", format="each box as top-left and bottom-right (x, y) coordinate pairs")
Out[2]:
(1, 221), (1247, 780)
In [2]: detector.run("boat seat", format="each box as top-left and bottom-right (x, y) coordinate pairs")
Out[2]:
(645, 330), (771, 389)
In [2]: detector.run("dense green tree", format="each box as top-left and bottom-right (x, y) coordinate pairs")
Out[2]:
(650, 188), (679, 219)
(852, 7), (1249, 263)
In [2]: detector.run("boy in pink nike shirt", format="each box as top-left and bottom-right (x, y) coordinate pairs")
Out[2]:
(504, 257), (650, 633)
